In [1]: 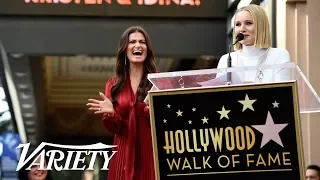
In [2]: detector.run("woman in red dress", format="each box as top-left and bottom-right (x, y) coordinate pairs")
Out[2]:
(87, 26), (160, 180)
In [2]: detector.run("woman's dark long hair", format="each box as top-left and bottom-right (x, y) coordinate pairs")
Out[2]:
(111, 26), (158, 103)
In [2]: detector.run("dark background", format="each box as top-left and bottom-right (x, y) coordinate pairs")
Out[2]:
(151, 84), (303, 180)
(0, 1), (227, 56)
(0, 17), (226, 56)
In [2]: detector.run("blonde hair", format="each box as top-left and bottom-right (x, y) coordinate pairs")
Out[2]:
(233, 4), (272, 50)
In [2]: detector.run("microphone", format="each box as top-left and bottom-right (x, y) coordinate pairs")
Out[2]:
(226, 33), (244, 85)
(233, 33), (245, 46)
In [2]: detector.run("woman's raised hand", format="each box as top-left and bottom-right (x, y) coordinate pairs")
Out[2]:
(87, 92), (115, 115)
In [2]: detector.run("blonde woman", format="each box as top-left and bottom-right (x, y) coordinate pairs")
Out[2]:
(217, 4), (291, 82)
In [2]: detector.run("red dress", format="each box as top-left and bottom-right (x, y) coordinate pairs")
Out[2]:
(102, 74), (206, 179)
(102, 75), (156, 180)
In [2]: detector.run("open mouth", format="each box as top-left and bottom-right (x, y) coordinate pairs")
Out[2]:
(34, 171), (45, 176)
(132, 50), (142, 56)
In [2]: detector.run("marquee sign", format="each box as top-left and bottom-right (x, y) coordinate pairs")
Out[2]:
(149, 81), (305, 180)
(24, 0), (200, 5)
(0, 0), (226, 18)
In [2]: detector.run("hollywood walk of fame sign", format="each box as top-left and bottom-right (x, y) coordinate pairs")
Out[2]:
(148, 81), (305, 180)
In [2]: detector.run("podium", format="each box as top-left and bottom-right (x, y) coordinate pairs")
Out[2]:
(147, 63), (320, 180)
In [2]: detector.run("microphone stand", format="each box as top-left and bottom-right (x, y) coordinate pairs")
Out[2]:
(226, 33), (244, 85)
(226, 43), (233, 85)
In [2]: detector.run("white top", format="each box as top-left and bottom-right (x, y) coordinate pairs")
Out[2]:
(217, 45), (291, 83)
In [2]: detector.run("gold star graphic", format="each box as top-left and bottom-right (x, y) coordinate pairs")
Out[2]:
(238, 94), (257, 112)
(217, 106), (231, 120)
(192, 107), (196, 112)
(176, 109), (183, 117)
(201, 116), (209, 124)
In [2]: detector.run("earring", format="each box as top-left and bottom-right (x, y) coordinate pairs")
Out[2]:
(125, 56), (127, 66)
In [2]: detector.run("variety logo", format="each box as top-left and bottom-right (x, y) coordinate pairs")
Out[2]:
(16, 142), (117, 171)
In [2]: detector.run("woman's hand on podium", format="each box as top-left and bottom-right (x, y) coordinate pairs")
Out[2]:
(87, 92), (115, 116)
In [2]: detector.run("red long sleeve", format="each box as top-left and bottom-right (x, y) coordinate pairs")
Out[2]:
(102, 76), (156, 180)
(102, 77), (125, 134)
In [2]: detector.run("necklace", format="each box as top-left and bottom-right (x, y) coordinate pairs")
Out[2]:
(236, 48), (270, 83)
(255, 48), (270, 82)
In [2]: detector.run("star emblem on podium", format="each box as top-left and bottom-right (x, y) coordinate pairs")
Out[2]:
(217, 106), (231, 120)
(251, 111), (288, 148)
(201, 116), (209, 124)
(238, 94), (256, 112)
(176, 109), (183, 117)
(272, 101), (279, 108)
